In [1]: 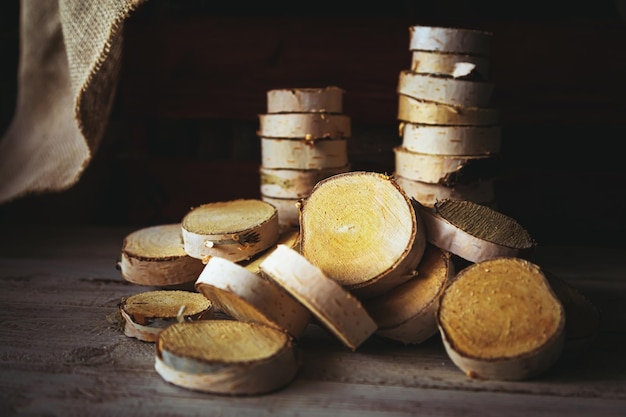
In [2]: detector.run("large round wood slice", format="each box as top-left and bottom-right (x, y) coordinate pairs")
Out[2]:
(155, 320), (299, 395)
(398, 71), (494, 108)
(258, 113), (351, 139)
(118, 223), (205, 286)
(416, 199), (537, 263)
(437, 257), (565, 380)
(394, 175), (496, 208)
(394, 146), (491, 184)
(260, 165), (351, 198)
(401, 123), (501, 156)
(119, 290), (213, 342)
(195, 256), (311, 339)
(259, 244), (377, 350)
(266, 86), (344, 113)
(410, 50), (490, 79)
(241, 227), (301, 274)
(182, 199), (279, 263)
(397, 94), (500, 126)
(409, 25), (492, 56)
(363, 245), (453, 345)
(261, 137), (348, 170)
(545, 271), (601, 356)
(260, 194), (301, 229)
(299, 171), (427, 299)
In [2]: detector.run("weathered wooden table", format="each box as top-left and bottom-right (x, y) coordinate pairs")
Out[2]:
(1, 225), (624, 416)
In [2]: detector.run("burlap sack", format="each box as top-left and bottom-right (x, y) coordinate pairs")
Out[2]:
(0, 0), (146, 204)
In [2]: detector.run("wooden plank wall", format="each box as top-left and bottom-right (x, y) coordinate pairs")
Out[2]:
(1, 0), (625, 247)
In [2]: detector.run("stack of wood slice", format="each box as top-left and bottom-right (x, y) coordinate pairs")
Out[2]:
(394, 25), (501, 208)
(258, 87), (352, 228)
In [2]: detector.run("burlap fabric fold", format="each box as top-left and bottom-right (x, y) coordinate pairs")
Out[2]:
(0, 0), (146, 204)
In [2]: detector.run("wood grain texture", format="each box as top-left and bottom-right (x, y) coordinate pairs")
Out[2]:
(0, 226), (625, 416)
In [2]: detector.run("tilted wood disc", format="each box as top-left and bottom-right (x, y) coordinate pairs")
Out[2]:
(266, 86), (344, 113)
(397, 94), (500, 126)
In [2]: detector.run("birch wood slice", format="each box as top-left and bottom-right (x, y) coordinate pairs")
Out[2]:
(261, 137), (348, 170)
(119, 290), (213, 342)
(545, 271), (601, 356)
(260, 165), (351, 198)
(363, 245), (453, 345)
(259, 244), (377, 350)
(118, 223), (205, 286)
(299, 171), (427, 299)
(397, 94), (500, 126)
(241, 227), (301, 274)
(260, 195), (301, 228)
(394, 175), (496, 208)
(416, 199), (536, 263)
(437, 257), (565, 380)
(258, 113), (351, 139)
(409, 25), (492, 56)
(401, 124), (501, 156)
(155, 320), (299, 395)
(410, 50), (490, 79)
(398, 71), (494, 108)
(182, 199), (279, 263)
(394, 146), (491, 185)
(195, 256), (311, 339)
(266, 86), (344, 113)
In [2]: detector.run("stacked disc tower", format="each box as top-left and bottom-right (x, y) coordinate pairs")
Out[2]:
(394, 25), (502, 208)
(258, 87), (352, 228)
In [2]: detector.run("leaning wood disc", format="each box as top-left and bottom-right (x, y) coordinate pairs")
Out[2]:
(394, 175), (496, 208)
(260, 165), (351, 198)
(155, 320), (299, 395)
(195, 256), (311, 339)
(437, 257), (565, 380)
(397, 94), (500, 126)
(363, 245), (453, 345)
(120, 290), (213, 342)
(266, 86), (344, 113)
(260, 194), (301, 229)
(300, 171), (427, 299)
(259, 244), (377, 350)
(398, 71), (494, 108)
(410, 50), (490, 78)
(118, 223), (205, 286)
(409, 25), (492, 56)
(394, 146), (491, 184)
(182, 199), (279, 263)
(416, 199), (536, 263)
(400, 123), (501, 156)
(261, 137), (348, 170)
(258, 113), (351, 139)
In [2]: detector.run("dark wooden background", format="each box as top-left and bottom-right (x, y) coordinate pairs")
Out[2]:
(1, 0), (625, 247)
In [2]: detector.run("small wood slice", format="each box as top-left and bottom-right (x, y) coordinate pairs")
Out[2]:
(259, 244), (377, 350)
(181, 199), (279, 263)
(394, 175), (495, 208)
(261, 137), (349, 170)
(437, 257), (565, 381)
(260, 165), (351, 199)
(364, 245), (454, 345)
(394, 146), (491, 184)
(195, 256), (311, 339)
(300, 171), (427, 299)
(118, 223), (205, 286)
(397, 94), (500, 126)
(401, 123), (501, 156)
(398, 71), (494, 108)
(258, 113), (351, 139)
(410, 50), (490, 79)
(266, 86), (344, 113)
(417, 199), (536, 263)
(155, 320), (299, 395)
(120, 290), (213, 342)
(409, 25), (492, 56)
